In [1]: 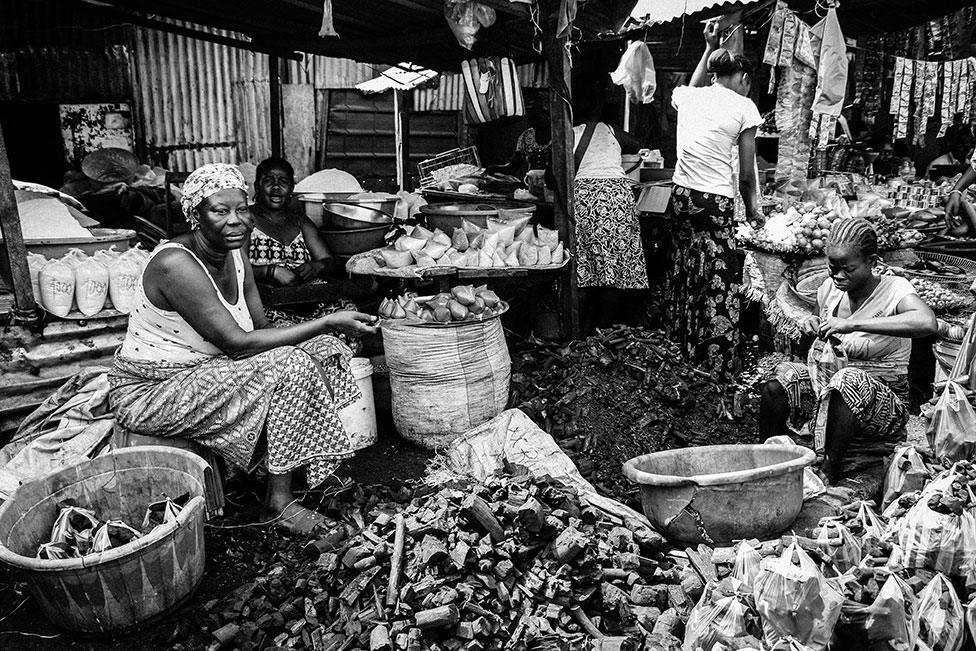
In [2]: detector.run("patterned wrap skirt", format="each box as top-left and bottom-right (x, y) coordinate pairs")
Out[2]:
(665, 185), (742, 381)
(108, 335), (358, 487)
(772, 361), (908, 473)
(265, 298), (363, 355)
(573, 177), (649, 289)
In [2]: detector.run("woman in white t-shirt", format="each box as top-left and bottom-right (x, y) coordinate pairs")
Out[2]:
(665, 22), (763, 381)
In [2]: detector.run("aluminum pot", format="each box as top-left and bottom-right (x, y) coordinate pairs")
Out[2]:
(320, 224), (390, 256)
(321, 203), (393, 230)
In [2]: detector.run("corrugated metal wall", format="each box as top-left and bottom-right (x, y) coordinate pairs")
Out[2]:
(131, 23), (269, 170)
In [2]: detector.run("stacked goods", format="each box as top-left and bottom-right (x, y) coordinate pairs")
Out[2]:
(192, 470), (707, 651)
(374, 220), (566, 271)
(378, 286), (505, 325)
(36, 495), (187, 560)
(909, 278), (972, 312)
(509, 327), (759, 504)
(32, 246), (148, 317)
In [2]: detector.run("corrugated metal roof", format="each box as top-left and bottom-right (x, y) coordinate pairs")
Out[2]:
(628, 0), (760, 26)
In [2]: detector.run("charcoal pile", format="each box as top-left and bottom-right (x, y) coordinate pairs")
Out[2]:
(509, 327), (760, 504)
(190, 470), (713, 651)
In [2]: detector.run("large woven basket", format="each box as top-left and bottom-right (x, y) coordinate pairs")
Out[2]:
(0, 447), (221, 633)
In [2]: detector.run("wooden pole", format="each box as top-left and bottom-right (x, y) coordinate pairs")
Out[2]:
(0, 122), (38, 323)
(394, 89), (412, 191)
(541, 0), (580, 340)
(269, 55), (283, 158)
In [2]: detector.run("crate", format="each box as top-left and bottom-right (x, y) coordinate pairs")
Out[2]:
(417, 146), (481, 188)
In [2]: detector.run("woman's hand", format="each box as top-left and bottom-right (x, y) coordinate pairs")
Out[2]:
(703, 21), (721, 49)
(799, 315), (821, 337)
(946, 191), (963, 220)
(324, 311), (379, 336)
(295, 259), (329, 282)
(272, 265), (299, 286)
(818, 316), (857, 339)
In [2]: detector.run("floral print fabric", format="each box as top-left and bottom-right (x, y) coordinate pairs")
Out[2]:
(665, 185), (741, 381)
(573, 177), (649, 289)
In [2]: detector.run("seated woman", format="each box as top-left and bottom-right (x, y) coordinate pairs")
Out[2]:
(759, 218), (937, 484)
(248, 157), (362, 345)
(108, 163), (378, 534)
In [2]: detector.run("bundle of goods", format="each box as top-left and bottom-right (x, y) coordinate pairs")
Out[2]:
(194, 469), (705, 651)
(29, 246), (148, 318)
(378, 285), (505, 325)
(737, 201), (844, 255)
(881, 178), (947, 210)
(372, 219), (566, 272)
(36, 494), (187, 560)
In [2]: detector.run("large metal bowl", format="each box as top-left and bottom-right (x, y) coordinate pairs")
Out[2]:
(320, 224), (390, 256)
(321, 203), (393, 230)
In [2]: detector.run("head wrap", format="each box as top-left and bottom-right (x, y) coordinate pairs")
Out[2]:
(180, 163), (248, 227)
(827, 217), (879, 259)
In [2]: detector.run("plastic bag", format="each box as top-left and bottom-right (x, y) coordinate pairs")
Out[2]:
(765, 435), (825, 500)
(814, 519), (861, 573)
(752, 541), (844, 651)
(854, 501), (886, 541)
(863, 574), (917, 648)
(913, 573), (964, 651)
(926, 382), (976, 463)
(74, 255), (109, 316)
(733, 541), (763, 589)
(50, 504), (100, 549)
(883, 445), (931, 509)
(38, 256), (75, 317)
(90, 520), (143, 553)
(26, 252), (47, 304)
(444, 0), (495, 49)
(106, 252), (141, 314)
(683, 589), (762, 651)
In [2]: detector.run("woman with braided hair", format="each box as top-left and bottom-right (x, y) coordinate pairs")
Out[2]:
(759, 218), (937, 484)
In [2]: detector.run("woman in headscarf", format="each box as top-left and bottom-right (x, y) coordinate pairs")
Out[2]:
(759, 219), (937, 484)
(666, 22), (762, 381)
(109, 163), (379, 534)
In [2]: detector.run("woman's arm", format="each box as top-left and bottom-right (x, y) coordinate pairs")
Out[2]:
(241, 244), (271, 329)
(819, 294), (938, 339)
(151, 250), (376, 359)
(690, 22), (721, 87)
(738, 127), (760, 221)
(946, 165), (976, 221)
(296, 217), (335, 280)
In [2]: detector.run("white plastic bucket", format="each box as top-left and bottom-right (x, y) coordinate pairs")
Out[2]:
(340, 357), (378, 450)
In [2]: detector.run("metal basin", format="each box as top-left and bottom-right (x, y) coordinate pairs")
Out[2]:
(622, 444), (816, 544)
(321, 203), (393, 230)
(320, 224), (389, 256)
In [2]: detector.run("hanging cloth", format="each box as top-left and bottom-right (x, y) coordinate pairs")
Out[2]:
(318, 0), (338, 37)
(557, 0), (577, 39)
(609, 41), (657, 104)
(809, 8), (848, 147)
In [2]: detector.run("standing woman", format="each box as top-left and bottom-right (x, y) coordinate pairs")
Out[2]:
(666, 22), (762, 381)
(573, 99), (649, 332)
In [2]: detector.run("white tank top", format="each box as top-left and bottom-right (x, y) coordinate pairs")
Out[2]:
(119, 242), (254, 364)
(573, 122), (626, 180)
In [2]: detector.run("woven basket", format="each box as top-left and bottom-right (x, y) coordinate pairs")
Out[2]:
(0, 447), (219, 633)
(383, 319), (510, 449)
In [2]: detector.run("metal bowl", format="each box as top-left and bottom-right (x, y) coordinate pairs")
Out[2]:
(321, 202), (393, 230)
(320, 224), (390, 256)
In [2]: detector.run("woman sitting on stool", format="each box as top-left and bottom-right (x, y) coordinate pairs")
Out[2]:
(759, 219), (937, 484)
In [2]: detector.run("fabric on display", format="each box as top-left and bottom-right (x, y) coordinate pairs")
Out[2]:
(179, 163), (248, 225)
(610, 41), (656, 104)
(318, 0), (338, 37)
(808, 9), (847, 148)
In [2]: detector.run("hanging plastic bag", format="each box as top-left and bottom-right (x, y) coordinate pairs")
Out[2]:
(863, 574), (917, 648)
(38, 256), (75, 317)
(882, 445), (931, 509)
(610, 41), (657, 104)
(926, 381), (976, 463)
(913, 573), (964, 651)
(752, 540), (844, 651)
(74, 255), (109, 317)
(814, 519), (861, 573)
(733, 541), (763, 589)
(444, 0), (496, 50)
(683, 589), (763, 651)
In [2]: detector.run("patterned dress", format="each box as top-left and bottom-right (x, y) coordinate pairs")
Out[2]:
(665, 185), (742, 381)
(249, 225), (360, 353)
(574, 178), (649, 289)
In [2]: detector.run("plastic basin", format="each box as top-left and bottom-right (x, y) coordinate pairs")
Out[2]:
(0, 447), (221, 633)
(622, 444), (815, 544)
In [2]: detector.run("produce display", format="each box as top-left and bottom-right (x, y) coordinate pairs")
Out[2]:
(737, 201), (846, 255)
(907, 277), (971, 312)
(36, 495), (187, 560)
(31, 246), (148, 318)
(378, 284), (505, 325)
(373, 218), (566, 271)
(904, 256), (969, 278)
